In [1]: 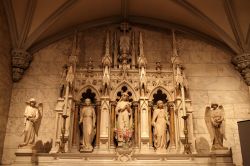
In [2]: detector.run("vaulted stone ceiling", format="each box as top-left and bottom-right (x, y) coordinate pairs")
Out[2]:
(2, 0), (250, 54)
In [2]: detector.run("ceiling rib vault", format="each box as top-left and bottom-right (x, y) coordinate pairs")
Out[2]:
(2, 0), (250, 54)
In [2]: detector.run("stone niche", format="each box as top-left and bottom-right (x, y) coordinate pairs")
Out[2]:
(2, 23), (250, 166)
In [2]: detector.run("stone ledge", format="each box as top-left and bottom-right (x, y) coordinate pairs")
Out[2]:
(12, 151), (234, 166)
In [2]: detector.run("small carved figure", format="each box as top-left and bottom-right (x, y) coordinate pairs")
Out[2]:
(205, 104), (227, 150)
(79, 98), (96, 151)
(102, 48), (112, 96)
(151, 100), (169, 150)
(59, 64), (68, 97)
(115, 92), (133, 147)
(19, 98), (40, 148)
(175, 65), (188, 89)
(138, 55), (147, 96)
(156, 61), (162, 73)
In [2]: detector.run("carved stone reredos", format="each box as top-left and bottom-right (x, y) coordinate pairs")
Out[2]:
(232, 53), (250, 85)
(11, 49), (32, 82)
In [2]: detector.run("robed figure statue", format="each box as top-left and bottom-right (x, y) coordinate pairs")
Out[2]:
(205, 103), (227, 150)
(151, 100), (169, 151)
(79, 98), (96, 152)
(115, 92), (133, 147)
(19, 98), (40, 149)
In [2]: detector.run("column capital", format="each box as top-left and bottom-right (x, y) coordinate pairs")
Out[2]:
(233, 53), (250, 85)
(11, 49), (32, 82)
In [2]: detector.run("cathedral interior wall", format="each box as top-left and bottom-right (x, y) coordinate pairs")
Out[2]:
(0, 1), (13, 163)
(2, 24), (250, 165)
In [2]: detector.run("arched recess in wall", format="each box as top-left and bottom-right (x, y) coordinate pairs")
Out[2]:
(148, 86), (173, 104)
(28, 16), (234, 54)
(76, 85), (101, 104)
(111, 81), (138, 102)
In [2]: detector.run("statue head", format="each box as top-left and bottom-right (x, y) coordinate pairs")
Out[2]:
(28, 98), (36, 107)
(157, 100), (164, 109)
(121, 92), (129, 101)
(211, 103), (218, 110)
(85, 98), (91, 106)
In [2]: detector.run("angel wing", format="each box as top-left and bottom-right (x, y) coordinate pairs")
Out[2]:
(205, 106), (214, 143)
(218, 105), (226, 140)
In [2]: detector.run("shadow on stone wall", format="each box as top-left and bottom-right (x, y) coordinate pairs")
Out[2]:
(195, 137), (210, 154)
(34, 139), (52, 153)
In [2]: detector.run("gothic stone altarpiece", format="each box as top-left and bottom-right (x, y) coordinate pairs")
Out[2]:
(13, 23), (233, 166)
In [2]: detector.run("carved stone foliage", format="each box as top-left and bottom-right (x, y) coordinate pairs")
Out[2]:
(232, 53), (250, 85)
(11, 49), (32, 82)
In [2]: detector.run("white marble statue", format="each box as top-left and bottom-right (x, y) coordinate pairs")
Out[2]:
(115, 92), (133, 146)
(79, 98), (96, 151)
(151, 100), (169, 150)
(205, 104), (227, 150)
(19, 98), (40, 148)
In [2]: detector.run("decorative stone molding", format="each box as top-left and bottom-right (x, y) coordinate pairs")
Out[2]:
(232, 53), (250, 85)
(11, 49), (32, 81)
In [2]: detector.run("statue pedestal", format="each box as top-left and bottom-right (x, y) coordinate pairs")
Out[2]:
(211, 148), (230, 154)
(15, 147), (35, 154)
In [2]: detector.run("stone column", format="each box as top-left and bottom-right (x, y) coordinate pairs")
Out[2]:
(110, 101), (116, 148)
(133, 101), (139, 148)
(96, 101), (101, 148)
(71, 103), (80, 152)
(11, 49), (32, 81)
(148, 101), (153, 148)
(140, 97), (149, 149)
(168, 101), (176, 149)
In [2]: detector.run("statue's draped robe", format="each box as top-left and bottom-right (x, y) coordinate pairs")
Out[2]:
(152, 108), (167, 149)
(211, 109), (224, 149)
(115, 101), (131, 131)
(23, 105), (39, 146)
(81, 106), (96, 149)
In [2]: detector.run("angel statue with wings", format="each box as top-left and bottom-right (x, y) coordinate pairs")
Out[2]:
(205, 103), (227, 150)
(19, 98), (42, 149)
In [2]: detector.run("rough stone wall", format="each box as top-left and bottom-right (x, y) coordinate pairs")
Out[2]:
(1, 37), (72, 164)
(178, 34), (250, 165)
(2, 25), (250, 166)
(0, 1), (12, 163)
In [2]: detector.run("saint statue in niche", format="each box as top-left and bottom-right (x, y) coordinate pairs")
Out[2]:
(151, 100), (169, 151)
(205, 103), (227, 150)
(115, 92), (133, 147)
(19, 98), (41, 149)
(79, 98), (96, 152)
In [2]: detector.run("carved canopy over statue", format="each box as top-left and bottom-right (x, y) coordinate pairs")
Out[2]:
(47, 24), (199, 159)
